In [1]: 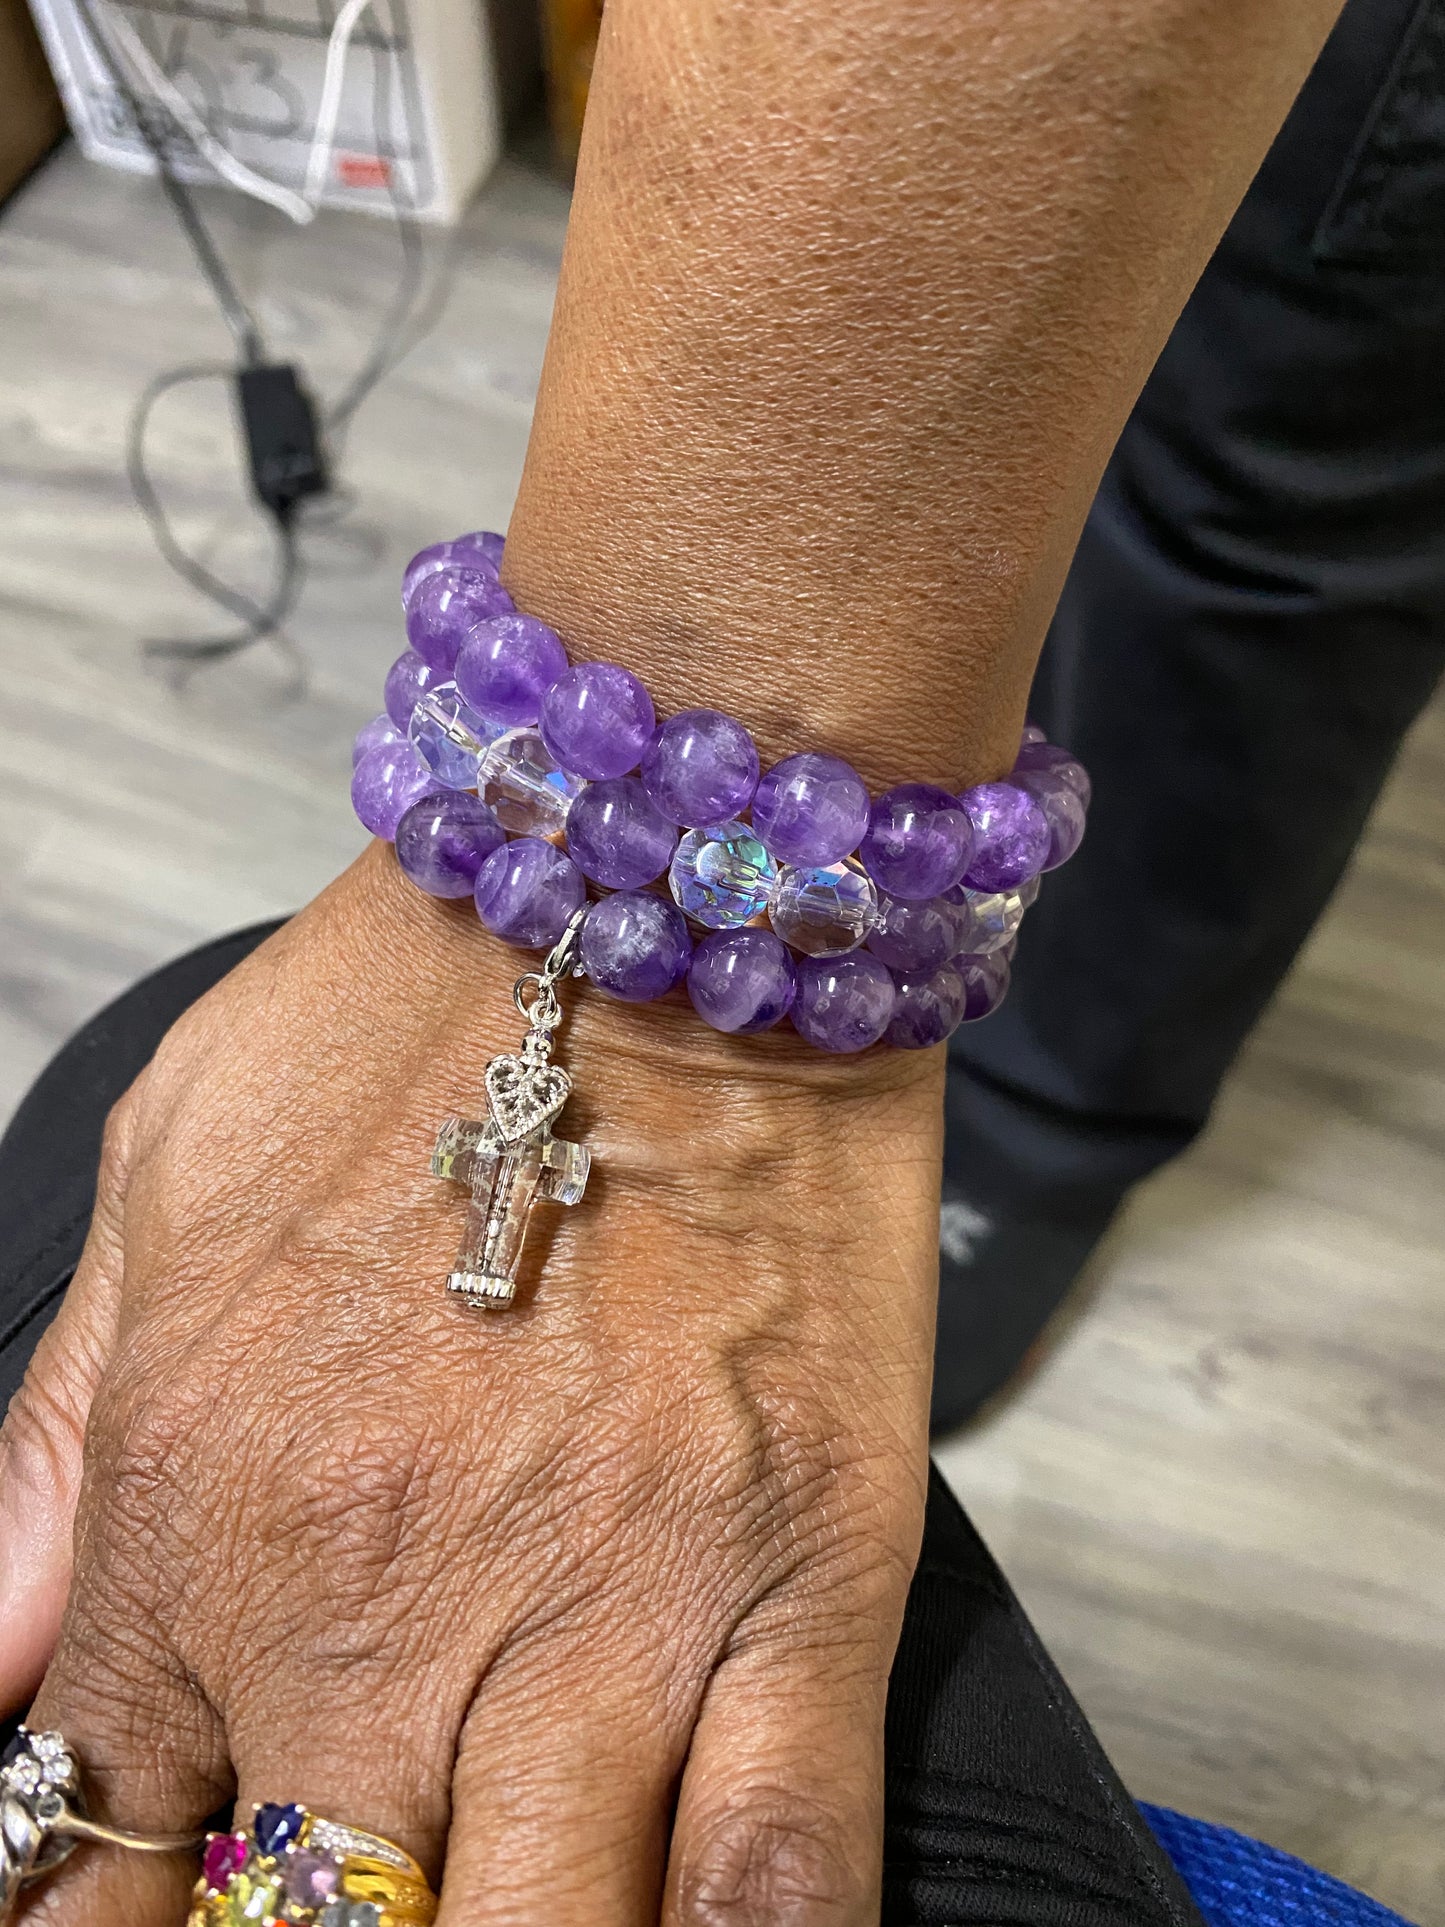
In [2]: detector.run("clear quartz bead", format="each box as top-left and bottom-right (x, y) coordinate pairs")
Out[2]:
(478, 726), (584, 837)
(669, 820), (778, 928)
(954, 884), (1027, 955)
(408, 681), (499, 790)
(770, 858), (878, 957)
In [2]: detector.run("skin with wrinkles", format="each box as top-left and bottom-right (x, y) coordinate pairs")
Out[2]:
(0, 1), (1339, 1923)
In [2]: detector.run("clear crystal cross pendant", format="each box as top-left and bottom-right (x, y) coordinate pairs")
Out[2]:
(431, 914), (591, 1309)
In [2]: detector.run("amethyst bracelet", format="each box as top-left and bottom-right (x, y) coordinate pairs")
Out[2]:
(353, 530), (1090, 1055)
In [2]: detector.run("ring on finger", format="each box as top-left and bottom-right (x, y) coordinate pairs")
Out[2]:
(0, 1725), (205, 1924)
(188, 1802), (437, 1925)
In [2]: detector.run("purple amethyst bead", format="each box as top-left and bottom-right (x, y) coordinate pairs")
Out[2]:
(395, 791), (506, 898)
(539, 661), (656, 780)
(1020, 721), (1047, 748)
(791, 953), (896, 1053)
(958, 781), (1051, 892)
(865, 892), (968, 975)
(383, 650), (439, 728)
(640, 708), (760, 829)
(1014, 769), (1087, 870)
(580, 893), (692, 1003)
(687, 929), (796, 1035)
(351, 743), (436, 840)
(455, 614), (568, 729)
(886, 961), (970, 1049)
(353, 711), (402, 766)
(404, 567), (516, 674)
(401, 530), (505, 608)
(1013, 740), (1093, 809)
(752, 753), (871, 868)
(858, 782), (973, 901)
(957, 950), (1012, 1021)
(474, 837), (586, 949)
(566, 777), (677, 890)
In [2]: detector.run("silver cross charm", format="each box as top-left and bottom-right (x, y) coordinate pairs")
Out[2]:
(431, 914), (591, 1309)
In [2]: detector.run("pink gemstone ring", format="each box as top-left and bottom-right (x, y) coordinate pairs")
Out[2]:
(188, 1802), (436, 1925)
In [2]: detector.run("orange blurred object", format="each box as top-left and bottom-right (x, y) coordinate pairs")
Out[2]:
(540, 0), (603, 173)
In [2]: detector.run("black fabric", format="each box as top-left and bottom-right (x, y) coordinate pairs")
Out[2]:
(0, 927), (1200, 1924)
(936, 0), (1445, 1428)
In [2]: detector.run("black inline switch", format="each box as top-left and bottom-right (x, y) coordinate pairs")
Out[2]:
(236, 363), (329, 519)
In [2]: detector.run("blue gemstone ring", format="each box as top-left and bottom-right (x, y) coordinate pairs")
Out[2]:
(189, 1802), (437, 1925)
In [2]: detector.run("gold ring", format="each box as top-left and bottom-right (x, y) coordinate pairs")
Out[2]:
(187, 1802), (437, 1925)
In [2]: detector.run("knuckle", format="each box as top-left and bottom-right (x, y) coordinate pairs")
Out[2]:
(676, 1791), (860, 1926)
(0, 1360), (86, 1501)
(256, 1406), (453, 1662)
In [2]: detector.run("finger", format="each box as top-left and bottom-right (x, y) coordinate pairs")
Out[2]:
(436, 1632), (686, 1925)
(217, 1411), (479, 1899)
(22, 1577), (229, 1924)
(0, 1105), (131, 1712)
(663, 1631), (892, 1927)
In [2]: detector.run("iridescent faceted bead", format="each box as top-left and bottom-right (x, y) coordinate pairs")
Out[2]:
(948, 883), (1027, 956)
(580, 893), (692, 1002)
(283, 1848), (341, 1909)
(886, 961), (970, 1049)
(455, 614), (568, 729)
(1014, 740), (1092, 808)
(474, 837), (586, 949)
(858, 782), (973, 900)
(769, 858), (877, 957)
(957, 950), (1011, 1021)
(478, 727), (583, 838)
(408, 681), (501, 789)
(566, 777), (678, 889)
(865, 891), (967, 975)
(1020, 721), (1047, 748)
(1015, 768), (1087, 869)
(687, 929), (796, 1035)
(395, 792), (505, 897)
(751, 752), (870, 868)
(669, 821), (777, 929)
(351, 743), (436, 841)
(791, 953), (895, 1053)
(539, 661), (655, 780)
(958, 781), (1051, 891)
(640, 708), (759, 829)
(401, 530), (505, 608)
(383, 650), (439, 728)
(404, 567), (515, 674)
(352, 712), (401, 766)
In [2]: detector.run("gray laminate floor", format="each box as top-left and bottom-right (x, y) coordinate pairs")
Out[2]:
(2, 142), (1442, 1922)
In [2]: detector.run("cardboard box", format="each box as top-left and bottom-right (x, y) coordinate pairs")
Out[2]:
(0, 0), (65, 203)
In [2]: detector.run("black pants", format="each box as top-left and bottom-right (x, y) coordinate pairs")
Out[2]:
(0, 924), (1203, 1926)
(939, 0), (1445, 1417)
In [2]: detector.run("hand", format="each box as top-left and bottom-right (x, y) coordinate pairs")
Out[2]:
(0, 841), (940, 1924)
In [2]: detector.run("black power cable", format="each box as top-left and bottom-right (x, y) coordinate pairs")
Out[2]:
(72, 0), (460, 667)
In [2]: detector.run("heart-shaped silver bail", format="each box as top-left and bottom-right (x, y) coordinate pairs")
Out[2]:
(484, 1054), (572, 1145)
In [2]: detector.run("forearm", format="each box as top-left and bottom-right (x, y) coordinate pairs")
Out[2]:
(506, 0), (1340, 787)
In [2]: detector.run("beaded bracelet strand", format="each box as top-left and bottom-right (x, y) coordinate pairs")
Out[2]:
(352, 530), (1089, 1057)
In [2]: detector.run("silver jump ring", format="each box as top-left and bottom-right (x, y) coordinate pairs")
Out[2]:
(0, 1728), (201, 1924)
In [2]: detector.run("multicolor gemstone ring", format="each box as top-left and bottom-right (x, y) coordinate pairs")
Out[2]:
(1, 1725), (205, 1923)
(188, 1802), (437, 1926)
